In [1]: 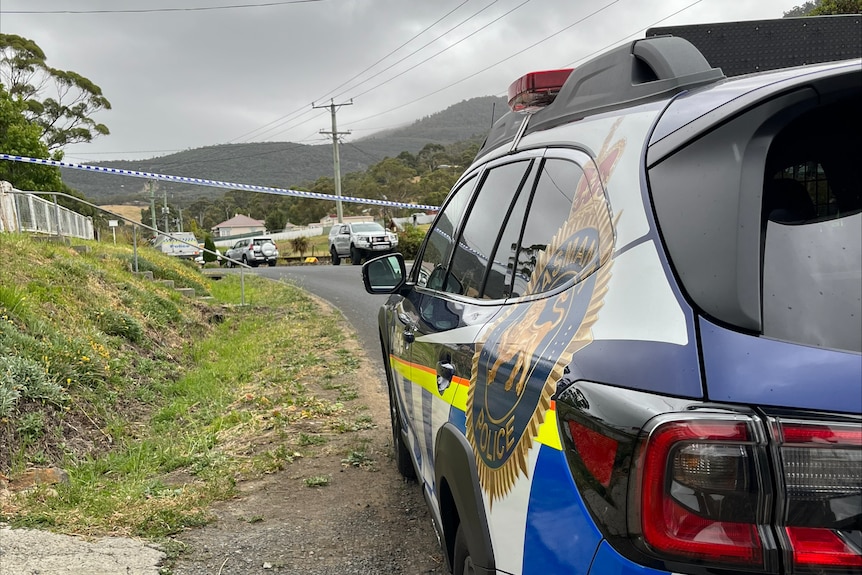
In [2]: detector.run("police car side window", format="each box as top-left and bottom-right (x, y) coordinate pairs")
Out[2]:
(415, 175), (475, 289)
(509, 158), (583, 297)
(448, 160), (534, 298)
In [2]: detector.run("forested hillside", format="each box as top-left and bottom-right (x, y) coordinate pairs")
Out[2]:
(60, 96), (507, 207)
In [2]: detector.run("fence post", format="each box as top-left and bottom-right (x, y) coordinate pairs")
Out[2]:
(53, 194), (62, 238)
(133, 226), (139, 272)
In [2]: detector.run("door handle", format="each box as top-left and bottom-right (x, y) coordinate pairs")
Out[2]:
(436, 361), (455, 394)
(397, 312), (416, 344)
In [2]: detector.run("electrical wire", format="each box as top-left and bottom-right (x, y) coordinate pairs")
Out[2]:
(342, 0), (624, 127)
(343, 0), (704, 128)
(231, 0), (497, 145)
(256, 0), (530, 143)
(0, 1), (325, 15)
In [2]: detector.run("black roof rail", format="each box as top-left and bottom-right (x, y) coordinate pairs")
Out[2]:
(478, 36), (724, 157)
(647, 15), (861, 77)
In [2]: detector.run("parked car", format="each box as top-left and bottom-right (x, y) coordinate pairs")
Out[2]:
(222, 237), (278, 267)
(194, 249), (221, 265)
(151, 232), (200, 260)
(362, 17), (861, 575)
(329, 221), (398, 265)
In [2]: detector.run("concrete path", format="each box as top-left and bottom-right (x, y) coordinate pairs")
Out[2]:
(0, 526), (165, 575)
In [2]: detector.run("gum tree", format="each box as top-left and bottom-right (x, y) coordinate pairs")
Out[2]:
(0, 33), (111, 151)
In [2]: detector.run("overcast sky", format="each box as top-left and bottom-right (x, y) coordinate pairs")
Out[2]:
(1, 0), (799, 163)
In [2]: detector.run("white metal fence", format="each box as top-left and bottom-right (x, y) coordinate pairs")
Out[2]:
(0, 181), (94, 240)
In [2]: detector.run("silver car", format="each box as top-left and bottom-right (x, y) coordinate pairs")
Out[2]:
(223, 237), (279, 267)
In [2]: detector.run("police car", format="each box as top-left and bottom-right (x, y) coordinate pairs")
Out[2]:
(362, 16), (861, 575)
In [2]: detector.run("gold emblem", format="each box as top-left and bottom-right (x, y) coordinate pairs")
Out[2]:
(466, 123), (625, 503)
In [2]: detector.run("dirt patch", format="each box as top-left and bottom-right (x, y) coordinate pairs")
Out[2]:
(167, 305), (447, 575)
(98, 204), (145, 223)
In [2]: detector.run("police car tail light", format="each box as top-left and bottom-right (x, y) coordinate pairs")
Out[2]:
(507, 69), (573, 112)
(770, 418), (862, 573)
(636, 415), (771, 569)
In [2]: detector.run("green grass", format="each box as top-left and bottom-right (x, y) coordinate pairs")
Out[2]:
(0, 235), (369, 539)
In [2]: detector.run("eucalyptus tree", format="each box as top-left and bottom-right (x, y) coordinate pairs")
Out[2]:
(0, 34), (111, 152)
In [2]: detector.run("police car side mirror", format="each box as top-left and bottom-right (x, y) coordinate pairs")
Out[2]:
(362, 253), (407, 294)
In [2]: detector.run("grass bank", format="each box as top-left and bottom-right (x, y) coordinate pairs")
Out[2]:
(0, 233), (369, 539)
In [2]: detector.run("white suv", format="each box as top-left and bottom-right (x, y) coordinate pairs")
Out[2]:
(223, 237), (278, 267)
(329, 222), (398, 265)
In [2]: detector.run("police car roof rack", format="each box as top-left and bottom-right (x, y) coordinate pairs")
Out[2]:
(479, 35), (724, 158)
(647, 15), (861, 78)
(478, 15), (861, 159)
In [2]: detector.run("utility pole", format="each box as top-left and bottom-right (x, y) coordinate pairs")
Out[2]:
(314, 99), (352, 224)
(162, 189), (170, 233)
(148, 180), (158, 237)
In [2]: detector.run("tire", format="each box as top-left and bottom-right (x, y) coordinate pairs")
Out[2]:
(268, 259), (276, 267)
(350, 245), (362, 265)
(330, 246), (341, 265)
(453, 525), (475, 575)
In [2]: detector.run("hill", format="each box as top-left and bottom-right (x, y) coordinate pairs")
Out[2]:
(60, 96), (507, 206)
(0, 234), (379, 541)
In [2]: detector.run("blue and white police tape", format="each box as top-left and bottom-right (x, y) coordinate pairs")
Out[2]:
(0, 153), (441, 211)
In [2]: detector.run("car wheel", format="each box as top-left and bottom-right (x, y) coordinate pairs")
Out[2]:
(453, 525), (475, 575)
(268, 259), (276, 267)
(330, 246), (340, 265)
(350, 246), (362, 265)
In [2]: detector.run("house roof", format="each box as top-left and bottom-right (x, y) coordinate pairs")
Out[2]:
(213, 214), (265, 229)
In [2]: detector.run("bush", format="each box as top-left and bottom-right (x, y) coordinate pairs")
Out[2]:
(94, 309), (144, 343)
(203, 235), (218, 263)
(397, 225), (426, 260)
(291, 236), (309, 256)
(0, 355), (67, 416)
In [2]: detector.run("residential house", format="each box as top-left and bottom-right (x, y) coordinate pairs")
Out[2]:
(211, 214), (266, 238)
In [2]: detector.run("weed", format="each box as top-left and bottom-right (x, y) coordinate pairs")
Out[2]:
(342, 450), (374, 469)
(304, 475), (330, 488)
(298, 433), (327, 446)
(16, 412), (45, 442)
(330, 414), (375, 433)
(92, 309), (144, 343)
(0, 381), (20, 418)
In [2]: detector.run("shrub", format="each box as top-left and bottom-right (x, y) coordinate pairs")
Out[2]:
(0, 355), (66, 415)
(397, 225), (426, 260)
(291, 236), (309, 256)
(203, 235), (218, 264)
(94, 309), (144, 343)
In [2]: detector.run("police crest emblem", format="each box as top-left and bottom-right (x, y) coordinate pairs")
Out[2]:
(466, 127), (624, 503)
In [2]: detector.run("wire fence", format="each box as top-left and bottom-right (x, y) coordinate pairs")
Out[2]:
(0, 181), (94, 240)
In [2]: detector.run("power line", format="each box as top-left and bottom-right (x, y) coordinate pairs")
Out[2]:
(330, 0), (506, 102)
(343, 0), (703, 129)
(0, 0), (325, 15)
(344, 0), (532, 105)
(563, 0), (706, 68)
(259, 0), (524, 143)
(342, 0), (623, 127)
(228, 0), (487, 144)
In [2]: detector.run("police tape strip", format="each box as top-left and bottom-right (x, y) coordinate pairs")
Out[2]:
(0, 153), (441, 211)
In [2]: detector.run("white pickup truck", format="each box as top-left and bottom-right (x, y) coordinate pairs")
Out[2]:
(151, 232), (201, 260)
(329, 222), (398, 265)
